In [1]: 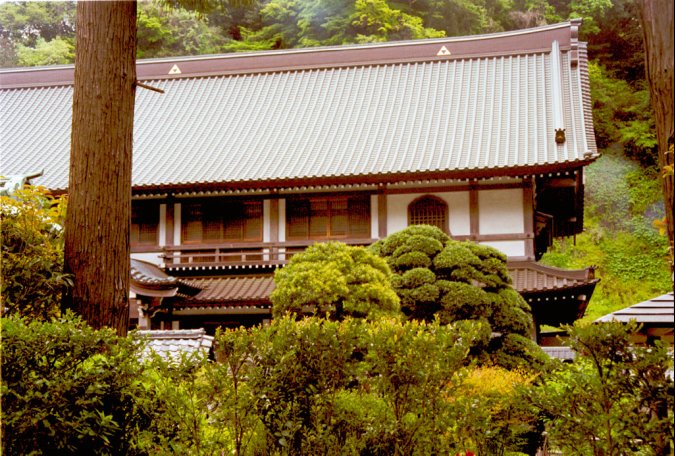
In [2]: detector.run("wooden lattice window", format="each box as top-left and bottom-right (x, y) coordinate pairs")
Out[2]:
(182, 200), (262, 244)
(287, 195), (370, 240)
(408, 195), (448, 232)
(131, 201), (159, 247)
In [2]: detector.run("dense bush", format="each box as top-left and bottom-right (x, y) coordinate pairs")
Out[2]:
(271, 241), (400, 320)
(205, 316), (544, 456)
(1, 314), (161, 455)
(530, 321), (674, 455)
(1, 186), (71, 320)
(5, 315), (669, 455)
(370, 225), (546, 371)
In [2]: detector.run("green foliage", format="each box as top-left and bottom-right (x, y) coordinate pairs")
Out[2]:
(530, 321), (674, 455)
(244, 317), (366, 453)
(16, 36), (74, 66)
(137, 2), (227, 59)
(588, 62), (657, 165)
(350, 0), (445, 43)
(359, 318), (484, 455)
(211, 316), (495, 455)
(449, 366), (543, 455)
(136, 353), (228, 455)
(371, 225), (543, 370)
(1, 186), (71, 320)
(271, 241), (400, 320)
(0, 1), (76, 67)
(541, 152), (671, 322)
(0, 314), (161, 455)
(206, 328), (261, 456)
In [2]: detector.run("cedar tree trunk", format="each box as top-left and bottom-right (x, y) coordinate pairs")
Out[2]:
(63, 1), (137, 335)
(638, 0), (674, 268)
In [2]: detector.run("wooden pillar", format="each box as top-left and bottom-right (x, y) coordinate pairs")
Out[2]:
(524, 178), (535, 260)
(378, 185), (388, 239)
(469, 181), (479, 240)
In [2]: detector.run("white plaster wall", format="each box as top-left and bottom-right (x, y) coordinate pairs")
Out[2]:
(479, 240), (525, 257)
(386, 191), (470, 236)
(478, 189), (524, 235)
(370, 194), (379, 238)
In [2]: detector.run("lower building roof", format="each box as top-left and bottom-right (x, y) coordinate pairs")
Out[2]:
(170, 261), (598, 314)
(134, 328), (214, 362)
(596, 292), (674, 325)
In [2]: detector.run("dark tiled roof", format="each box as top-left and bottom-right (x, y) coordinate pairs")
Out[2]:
(596, 292), (674, 325)
(507, 261), (597, 292)
(130, 258), (201, 298)
(1, 21), (597, 192)
(178, 276), (275, 308)
(172, 261), (598, 308)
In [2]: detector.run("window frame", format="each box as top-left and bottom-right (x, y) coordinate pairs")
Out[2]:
(181, 199), (263, 245)
(407, 195), (449, 233)
(131, 200), (160, 247)
(286, 194), (371, 241)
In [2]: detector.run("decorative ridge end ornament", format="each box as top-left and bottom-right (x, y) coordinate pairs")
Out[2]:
(0, 170), (43, 196)
(436, 45), (451, 56)
(555, 129), (566, 144)
(569, 17), (581, 67)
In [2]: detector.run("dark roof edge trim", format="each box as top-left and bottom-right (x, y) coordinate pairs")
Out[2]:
(0, 21), (580, 89)
(44, 159), (597, 196)
(130, 159), (598, 195)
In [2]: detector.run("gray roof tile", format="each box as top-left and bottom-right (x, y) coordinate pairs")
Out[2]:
(1, 22), (596, 191)
(596, 292), (674, 325)
(135, 329), (214, 362)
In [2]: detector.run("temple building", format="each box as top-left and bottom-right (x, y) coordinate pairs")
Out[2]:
(1, 20), (599, 342)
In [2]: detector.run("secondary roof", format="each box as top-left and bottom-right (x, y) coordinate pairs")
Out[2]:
(0, 20), (597, 192)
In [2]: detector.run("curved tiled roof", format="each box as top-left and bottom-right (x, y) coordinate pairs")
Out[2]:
(130, 258), (201, 297)
(171, 261), (598, 309)
(1, 21), (597, 192)
(507, 260), (597, 292)
(178, 276), (276, 307)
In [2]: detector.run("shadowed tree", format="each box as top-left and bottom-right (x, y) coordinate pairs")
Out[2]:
(637, 0), (674, 266)
(63, 1), (137, 334)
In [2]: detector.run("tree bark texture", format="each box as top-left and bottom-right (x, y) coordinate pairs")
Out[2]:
(64, 1), (137, 335)
(638, 0), (674, 267)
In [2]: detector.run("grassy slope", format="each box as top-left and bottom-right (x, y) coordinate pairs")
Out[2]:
(540, 145), (672, 323)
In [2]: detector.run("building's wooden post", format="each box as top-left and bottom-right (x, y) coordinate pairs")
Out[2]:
(524, 178), (535, 260)
(469, 181), (479, 240)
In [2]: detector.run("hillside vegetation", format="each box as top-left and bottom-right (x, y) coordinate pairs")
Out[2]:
(541, 147), (672, 322)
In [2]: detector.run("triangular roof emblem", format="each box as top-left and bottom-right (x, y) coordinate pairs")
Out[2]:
(168, 64), (182, 75)
(437, 46), (451, 56)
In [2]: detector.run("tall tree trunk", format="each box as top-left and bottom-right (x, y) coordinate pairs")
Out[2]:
(63, 1), (137, 335)
(638, 0), (674, 271)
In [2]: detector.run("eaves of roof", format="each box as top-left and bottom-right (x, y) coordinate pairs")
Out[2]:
(507, 260), (598, 293)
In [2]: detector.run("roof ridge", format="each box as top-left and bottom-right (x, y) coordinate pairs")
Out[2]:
(1, 21), (581, 90)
